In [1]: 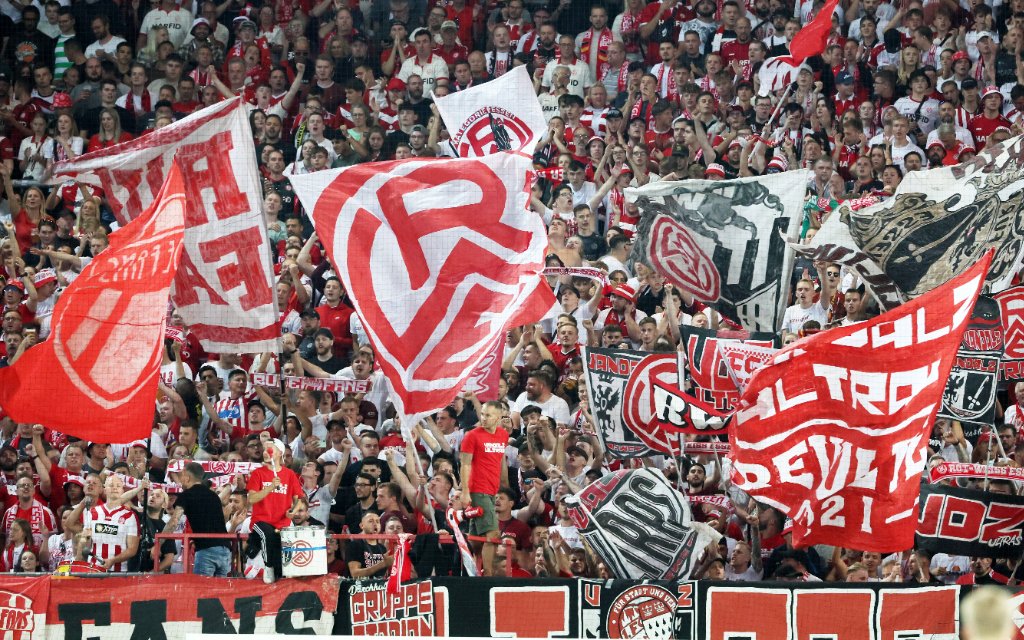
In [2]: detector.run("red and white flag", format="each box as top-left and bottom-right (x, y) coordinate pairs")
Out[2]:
(434, 65), (547, 158)
(729, 253), (992, 552)
(290, 154), (554, 419)
(757, 56), (802, 96)
(0, 163), (188, 442)
(789, 0), (840, 62)
(51, 98), (279, 353)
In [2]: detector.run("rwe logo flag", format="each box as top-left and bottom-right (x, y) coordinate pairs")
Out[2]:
(51, 98), (278, 353)
(730, 253), (991, 552)
(290, 154), (553, 419)
(434, 65), (546, 158)
(0, 163), (187, 442)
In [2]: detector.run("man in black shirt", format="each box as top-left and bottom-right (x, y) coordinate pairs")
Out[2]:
(169, 462), (231, 576)
(347, 512), (392, 579)
(133, 485), (177, 572)
(343, 472), (379, 534)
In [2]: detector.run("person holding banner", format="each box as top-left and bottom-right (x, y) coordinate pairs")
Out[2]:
(169, 462), (231, 577)
(246, 438), (303, 583)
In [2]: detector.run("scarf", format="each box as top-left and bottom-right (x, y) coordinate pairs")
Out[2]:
(619, 11), (641, 53)
(124, 89), (152, 116)
(579, 27), (613, 79)
(386, 533), (414, 595)
(602, 61), (629, 94)
(446, 508), (479, 576)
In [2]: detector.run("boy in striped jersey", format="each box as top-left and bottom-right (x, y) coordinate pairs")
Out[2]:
(82, 474), (139, 572)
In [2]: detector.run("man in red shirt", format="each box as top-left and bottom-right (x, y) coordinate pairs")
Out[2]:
(460, 401), (510, 576)
(967, 86), (1012, 151)
(246, 438), (304, 583)
(315, 276), (354, 361)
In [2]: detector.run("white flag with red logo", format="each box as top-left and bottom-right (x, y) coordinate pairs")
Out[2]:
(0, 163), (187, 442)
(757, 56), (802, 96)
(729, 253), (991, 552)
(434, 65), (547, 158)
(290, 154), (554, 419)
(51, 98), (279, 353)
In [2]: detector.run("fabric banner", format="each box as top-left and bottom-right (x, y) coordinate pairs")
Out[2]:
(938, 295), (1002, 434)
(290, 154), (553, 421)
(51, 98), (279, 353)
(917, 483), (1024, 558)
(730, 254), (990, 552)
(433, 65), (546, 158)
(627, 171), (809, 332)
(994, 285), (1024, 381)
(929, 461), (1024, 483)
(716, 341), (777, 392)
(564, 468), (721, 580)
(166, 459), (263, 474)
(681, 326), (776, 412)
(337, 578), (964, 639)
(459, 334), (504, 402)
(0, 164), (187, 442)
(250, 373), (371, 394)
(42, 574), (338, 640)
(0, 575), (49, 640)
(582, 348), (727, 459)
(799, 136), (1024, 303)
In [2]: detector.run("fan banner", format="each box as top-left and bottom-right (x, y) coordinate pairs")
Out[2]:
(290, 154), (553, 420)
(626, 171), (809, 332)
(0, 164), (187, 442)
(460, 334), (504, 402)
(50, 98), (279, 353)
(796, 136), (1024, 303)
(564, 468), (721, 580)
(716, 341), (777, 392)
(938, 295), (1002, 436)
(582, 348), (727, 459)
(729, 254), (991, 552)
(250, 373), (371, 394)
(994, 285), (1024, 381)
(929, 461), (1024, 484)
(681, 326), (777, 413)
(433, 65), (547, 158)
(542, 266), (610, 286)
(916, 482), (1024, 558)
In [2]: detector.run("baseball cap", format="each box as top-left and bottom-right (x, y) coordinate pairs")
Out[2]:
(409, 27), (429, 42)
(977, 30), (997, 41)
(952, 50), (971, 63)
(266, 438), (285, 455)
(927, 140), (945, 150)
(441, 20), (458, 31)
(387, 77), (406, 92)
(299, 309), (320, 319)
(63, 476), (85, 489)
(961, 77), (979, 90)
(234, 17), (257, 31)
(609, 284), (636, 303)
(982, 85), (1003, 100)
(314, 327), (334, 340)
(2, 280), (24, 293)
(410, 124), (427, 135)
(605, 108), (623, 119)
(782, 518), (794, 535)
(190, 17), (210, 33)
(835, 71), (853, 84)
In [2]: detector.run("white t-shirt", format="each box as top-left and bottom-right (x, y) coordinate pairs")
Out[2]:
(510, 390), (571, 426)
(84, 36), (127, 59)
(397, 55), (450, 92)
(780, 302), (828, 334)
(139, 7), (194, 48)
(893, 96), (941, 135)
(542, 59), (594, 98)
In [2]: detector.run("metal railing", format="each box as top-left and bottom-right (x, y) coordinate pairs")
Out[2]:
(151, 531), (518, 577)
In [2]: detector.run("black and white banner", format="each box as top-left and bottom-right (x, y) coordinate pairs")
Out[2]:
(582, 348), (727, 459)
(916, 482), (1024, 558)
(938, 295), (1002, 434)
(797, 136), (1024, 303)
(626, 171), (809, 332)
(564, 468), (721, 580)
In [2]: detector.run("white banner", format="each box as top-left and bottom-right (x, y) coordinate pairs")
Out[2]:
(433, 65), (546, 158)
(289, 154), (553, 420)
(51, 98), (279, 353)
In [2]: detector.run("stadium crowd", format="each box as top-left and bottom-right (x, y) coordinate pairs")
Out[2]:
(0, 0), (1022, 586)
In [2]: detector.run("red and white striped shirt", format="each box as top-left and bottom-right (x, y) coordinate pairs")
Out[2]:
(2, 499), (57, 547)
(84, 504), (138, 572)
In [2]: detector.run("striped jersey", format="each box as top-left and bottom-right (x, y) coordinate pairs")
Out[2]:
(84, 504), (138, 572)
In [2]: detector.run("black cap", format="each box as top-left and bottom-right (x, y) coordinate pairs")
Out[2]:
(606, 108), (623, 119)
(299, 309), (320, 319)
(961, 78), (979, 90)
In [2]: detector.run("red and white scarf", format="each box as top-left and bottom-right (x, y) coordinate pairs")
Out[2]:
(618, 11), (641, 54)
(124, 90), (152, 116)
(579, 28), (614, 79)
(602, 61), (630, 94)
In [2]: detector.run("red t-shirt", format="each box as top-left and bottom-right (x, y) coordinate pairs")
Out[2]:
(246, 465), (304, 529)
(462, 426), (509, 495)
(315, 301), (354, 358)
(967, 113), (1011, 150)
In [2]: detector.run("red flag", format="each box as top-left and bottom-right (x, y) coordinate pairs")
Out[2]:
(0, 164), (187, 442)
(789, 0), (840, 62)
(729, 252), (992, 552)
(290, 154), (554, 419)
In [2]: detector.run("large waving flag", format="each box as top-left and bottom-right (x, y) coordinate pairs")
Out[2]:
(289, 154), (554, 420)
(729, 253), (991, 552)
(757, 0), (839, 94)
(0, 163), (188, 442)
(433, 65), (547, 158)
(51, 98), (279, 353)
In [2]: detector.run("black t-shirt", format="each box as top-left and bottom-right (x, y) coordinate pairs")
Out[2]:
(134, 515), (177, 571)
(268, 177), (297, 216)
(346, 539), (389, 578)
(578, 231), (608, 260)
(173, 484), (230, 548)
(343, 502), (379, 535)
(311, 353), (345, 374)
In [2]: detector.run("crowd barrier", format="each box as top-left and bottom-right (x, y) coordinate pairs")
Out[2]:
(3, 572), (1015, 639)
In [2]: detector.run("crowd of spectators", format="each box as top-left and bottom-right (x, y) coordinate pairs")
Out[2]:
(0, 0), (1022, 586)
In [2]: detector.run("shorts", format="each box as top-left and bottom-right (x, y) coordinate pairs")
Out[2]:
(469, 492), (497, 536)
